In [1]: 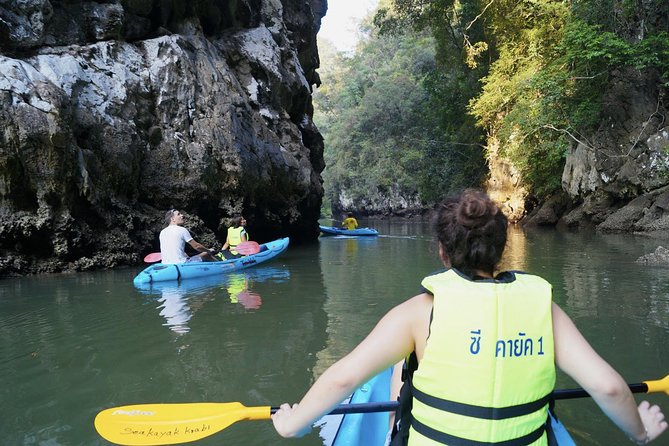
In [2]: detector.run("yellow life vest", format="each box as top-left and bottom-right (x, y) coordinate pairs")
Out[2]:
(342, 217), (358, 230)
(227, 226), (247, 255)
(410, 269), (555, 446)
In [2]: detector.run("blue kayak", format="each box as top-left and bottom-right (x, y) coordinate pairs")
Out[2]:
(132, 237), (289, 286)
(320, 225), (379, 236)
(329, 368), (392, 446)
(329, 369), (577, 446)
(134, 266), (291, 294)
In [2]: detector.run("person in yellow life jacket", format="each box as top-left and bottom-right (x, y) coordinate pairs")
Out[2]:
(341, 212), (358, 230)
(271, 189), (667, 445)
(217, 216), (248, 260)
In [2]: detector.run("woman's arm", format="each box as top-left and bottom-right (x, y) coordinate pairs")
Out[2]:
(272, 293), (432, 438)
(553, 303), (667, 443)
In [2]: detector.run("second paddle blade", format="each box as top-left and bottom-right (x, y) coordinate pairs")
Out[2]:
(94, 402), (271, 445)
(143, 253), (161, 263)
(235, 242), (260, 255)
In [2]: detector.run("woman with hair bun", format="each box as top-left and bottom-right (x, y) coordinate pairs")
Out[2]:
(272, 189), (666, 445)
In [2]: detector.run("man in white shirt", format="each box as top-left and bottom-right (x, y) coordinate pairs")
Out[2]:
(159, 209), (218, 264)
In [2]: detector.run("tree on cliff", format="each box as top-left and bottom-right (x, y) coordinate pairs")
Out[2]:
(314, 7), (487, 216)
(376, 0), (669, 201)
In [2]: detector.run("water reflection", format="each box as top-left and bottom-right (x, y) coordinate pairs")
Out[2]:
(498, 224), (528, 271)
(157, 287), (195, 333)
(226, 274), (262, 310)
(3, 224), (668, 446)
(345, 238), (358, 255)
(314, 224), (442, 379)
(135, 267), (291, 333)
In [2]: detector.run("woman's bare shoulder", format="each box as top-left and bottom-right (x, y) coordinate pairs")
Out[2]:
(396, 293), (433, 325)
(409, 292), (434, 307)
(390, 292), (433, 310)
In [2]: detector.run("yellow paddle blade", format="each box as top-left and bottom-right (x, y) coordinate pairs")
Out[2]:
(94, 402), (271, 445)
(645, 374), (669, 396)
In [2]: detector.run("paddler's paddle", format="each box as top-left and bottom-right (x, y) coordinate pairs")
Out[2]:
(234, 241), (260, 255)
(554, 373), (669, 400)
(143, 252), (162, 263)
(141, 242), (260, 263)
(95, 374), (668, 445)
(94, 401), (397, 446)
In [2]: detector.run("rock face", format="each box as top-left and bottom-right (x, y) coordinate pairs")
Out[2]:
(559, 68), (669, 233)
(486, 138), (528, 223)
(0, 0), (327, 276)
(489, 3), (669, 232)
(333, 186), (424, 218)
(506, 68), (669, 232)
(636, 246), (669, 265)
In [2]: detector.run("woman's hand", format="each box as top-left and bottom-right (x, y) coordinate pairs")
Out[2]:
(637, 400), (667, 443)
(271, 403), (312, 438)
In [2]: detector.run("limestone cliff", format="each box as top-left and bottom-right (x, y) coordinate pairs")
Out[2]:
(483, 1), (669, 233)
(519, 70), (669, 233)
(558, 68), (669, 233)
(0, 0), (327, 276)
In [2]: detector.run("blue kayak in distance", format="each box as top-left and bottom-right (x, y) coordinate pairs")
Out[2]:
(327, 368), (577, 446)
(133, 237), (289, 286)
(319, 225), (379, 236)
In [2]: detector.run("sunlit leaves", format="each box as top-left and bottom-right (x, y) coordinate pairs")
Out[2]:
(466, 0), (668, 198)
(319, 0), (668, 208)
(315, 10), (486, 213)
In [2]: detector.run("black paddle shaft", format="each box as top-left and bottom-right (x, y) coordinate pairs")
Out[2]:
(553, 383), (648, 400)
(269, 382), (650, 416)
(270, 401), (400, 416)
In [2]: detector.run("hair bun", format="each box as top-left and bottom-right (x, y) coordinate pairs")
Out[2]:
(457, 189), (498, 229)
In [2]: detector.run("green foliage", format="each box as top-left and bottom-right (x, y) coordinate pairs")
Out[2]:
(320, 194), (333, 218)
(560, 21), (669, 84)
(467, 1), (669, 198)
(319, 0), (669, 207)
(315, 10), (486, 213)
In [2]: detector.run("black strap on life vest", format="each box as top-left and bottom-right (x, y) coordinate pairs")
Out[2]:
(412, 386), (553, 420)
(411, 417), (546, 446)
(390, 352), (418, 446)
(409, 384), (551, 445)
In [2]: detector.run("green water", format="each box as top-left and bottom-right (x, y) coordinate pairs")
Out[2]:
(1, 221), (668, 445)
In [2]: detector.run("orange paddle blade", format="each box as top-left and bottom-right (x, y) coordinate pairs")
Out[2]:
(235, 241), (260, 255)
(94, 402), (271, 445)
(143, 253), (161, 263)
